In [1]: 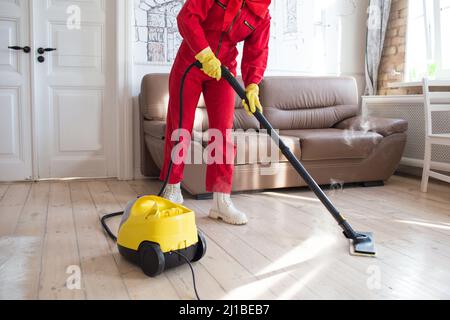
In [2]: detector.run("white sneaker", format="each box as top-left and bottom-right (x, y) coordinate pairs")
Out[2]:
(162, 183), (184, 205)
(209, 193), (248, 225)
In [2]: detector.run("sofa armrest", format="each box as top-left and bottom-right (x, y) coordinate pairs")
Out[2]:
(335, 116), (408, 137)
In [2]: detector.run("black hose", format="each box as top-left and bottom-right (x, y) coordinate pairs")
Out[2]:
(100, 211), (123, 242)
(157, 62), (200, 197)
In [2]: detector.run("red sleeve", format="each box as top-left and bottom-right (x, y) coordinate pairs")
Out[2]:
(241, 13), (271, 88)
(177, 0), (215, 55)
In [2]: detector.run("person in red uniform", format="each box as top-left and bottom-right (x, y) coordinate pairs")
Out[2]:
(161, 0), (271, 225)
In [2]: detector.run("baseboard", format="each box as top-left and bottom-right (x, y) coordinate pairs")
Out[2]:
(134, 166), (159, 180)
(400, 157), (450, 173)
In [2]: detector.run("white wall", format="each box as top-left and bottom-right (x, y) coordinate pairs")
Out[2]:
(132, 0), (369, 178)
(339, 0), (369, 98)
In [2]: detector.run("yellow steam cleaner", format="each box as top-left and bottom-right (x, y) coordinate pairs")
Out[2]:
(101, 196), (206, 277)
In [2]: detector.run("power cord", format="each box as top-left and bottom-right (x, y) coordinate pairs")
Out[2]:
(170, 251), (201, 300)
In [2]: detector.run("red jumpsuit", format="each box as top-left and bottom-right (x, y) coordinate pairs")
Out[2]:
(161, 0), (271, 193)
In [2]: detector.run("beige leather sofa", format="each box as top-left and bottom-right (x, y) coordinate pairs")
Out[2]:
(140, 75), (408, 197)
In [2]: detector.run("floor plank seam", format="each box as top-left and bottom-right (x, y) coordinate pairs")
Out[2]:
(0, 184), (11, 203)
(36, 183), (53, 300)
(86, 182), (133, 300)
(68, 182), (88, 300)
(35, 184), (51, 300)
(98, 181), (140, 300)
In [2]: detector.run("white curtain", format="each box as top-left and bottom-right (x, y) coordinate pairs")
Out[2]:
(365, 0), (392, 95)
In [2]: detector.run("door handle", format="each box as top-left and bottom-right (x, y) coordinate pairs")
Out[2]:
(37, 47), (57, 55)
(8, 46), (31, 53)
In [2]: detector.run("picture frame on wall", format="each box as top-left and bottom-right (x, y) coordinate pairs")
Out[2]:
(134, 0), (185, 65)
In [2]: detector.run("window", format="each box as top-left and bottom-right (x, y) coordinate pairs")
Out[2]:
(406, 0), (450, 81)
(440, 0), (450, 71)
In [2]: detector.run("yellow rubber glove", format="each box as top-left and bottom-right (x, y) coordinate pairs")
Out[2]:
(242, 84), (263, 116)
(195, 47), (222, 81)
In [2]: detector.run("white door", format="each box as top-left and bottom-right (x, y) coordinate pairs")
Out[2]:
(33, 0), (117, 179)
(0, 0), (33, 181)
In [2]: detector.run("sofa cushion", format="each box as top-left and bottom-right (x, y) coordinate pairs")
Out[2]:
(143, 121), (166, 140)
(140, 74), (169, 121)
(143, 120), (203, 141)
(172, 130), (301, 164)
(263, 105), (359, 130)
(260, 76), (359, 109)
(335, 116), (409, 137)
(143, 119), (259, 143)
(280, 129), (383, 161)
(140, 74), (207, 121)
(234, 108), (260, 130)
(142, 121), (298, 163)
(230, 131), (302, 164)
(259, 76), (359, 130)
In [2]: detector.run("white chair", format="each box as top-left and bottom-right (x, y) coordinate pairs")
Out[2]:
(421, 78), (450, 192)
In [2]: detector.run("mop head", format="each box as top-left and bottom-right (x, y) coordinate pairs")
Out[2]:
(349, 232), (376, 257)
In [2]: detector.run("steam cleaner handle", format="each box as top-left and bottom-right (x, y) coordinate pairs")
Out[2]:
(194, 61), (248, 102)
(195, 60), (269, 127)
(220, 67), (248, 102)
(194, 61), (270, 129)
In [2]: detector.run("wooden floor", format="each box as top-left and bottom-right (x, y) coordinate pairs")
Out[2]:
(0, 174), (449, 300)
